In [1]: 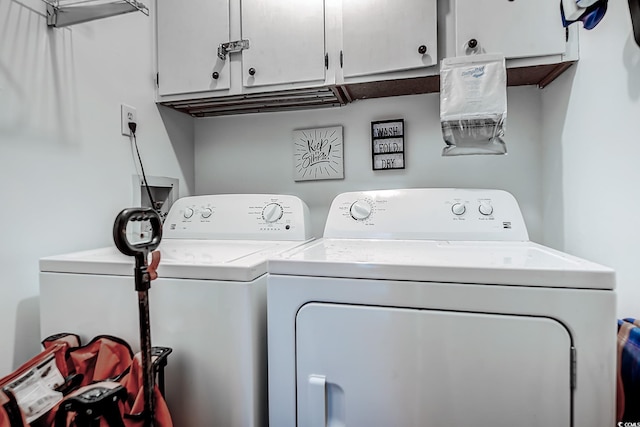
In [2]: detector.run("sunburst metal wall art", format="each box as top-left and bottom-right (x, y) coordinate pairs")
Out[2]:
(293, 126), (344, 182)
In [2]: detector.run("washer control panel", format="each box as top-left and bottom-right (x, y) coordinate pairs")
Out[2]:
(324, 188), (528, 241)
(163, 194), (311, 240)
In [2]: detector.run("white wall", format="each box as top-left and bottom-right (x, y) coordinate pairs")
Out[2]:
(0, 0), (194, 373)
(542, 2), (640, 318)
(195, 87), (544, 240)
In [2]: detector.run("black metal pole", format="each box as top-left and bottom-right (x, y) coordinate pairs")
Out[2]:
(113, 208), (163, 427)
(134, 254), (155, 427)
(137, 287), (155, 427)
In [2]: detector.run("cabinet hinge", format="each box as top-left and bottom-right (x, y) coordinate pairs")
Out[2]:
(340, 50), (343, 68)
(325, 53), (329, 69)
(156, 72), (159, 88)
(570, 346), (577, 390)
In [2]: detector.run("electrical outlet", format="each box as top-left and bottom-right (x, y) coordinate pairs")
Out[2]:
(121, 104), (137, 136)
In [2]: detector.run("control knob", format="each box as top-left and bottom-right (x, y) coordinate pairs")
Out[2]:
(451, 203), (466, 216)
(350, 200), (372, 221)
(262, 203), (284, 223)
(183, 207), (194, 219)
(479, 201), (493, 216)
(201, 208), (213, 218)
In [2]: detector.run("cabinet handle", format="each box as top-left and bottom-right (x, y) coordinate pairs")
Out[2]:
(248, 67), (256, 76)
(212, 72), (219, 80)
(418, 45), (427, 54)
(468, 39), (478, 49)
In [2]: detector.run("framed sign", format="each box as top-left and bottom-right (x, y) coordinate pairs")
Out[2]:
(372, 119), (405, 170)
(293, 126), (344, 181)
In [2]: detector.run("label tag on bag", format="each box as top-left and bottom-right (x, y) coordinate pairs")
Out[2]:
(3, 355), (64, 423)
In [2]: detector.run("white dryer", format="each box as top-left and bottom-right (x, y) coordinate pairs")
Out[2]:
(39, 194), (312, 427)
(267, 188), (616, 427)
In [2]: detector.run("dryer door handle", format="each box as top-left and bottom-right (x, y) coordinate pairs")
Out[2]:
(308, 374), (327, 427)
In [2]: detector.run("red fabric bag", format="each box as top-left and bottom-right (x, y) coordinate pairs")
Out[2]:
(46, 336), (172, 427)
(0, 334), (79, 427)
(2, 333), (172, 427)
(66, 336), (134, 387)
(118, 352), (173, 427)
(0, 389), (27, 427)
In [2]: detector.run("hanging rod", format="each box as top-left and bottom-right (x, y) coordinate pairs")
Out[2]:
(43, 0), (149, 28)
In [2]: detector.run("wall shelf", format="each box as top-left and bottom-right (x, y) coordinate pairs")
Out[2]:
(44, 0), (148, 28)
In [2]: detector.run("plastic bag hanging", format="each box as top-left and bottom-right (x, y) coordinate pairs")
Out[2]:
(440, 54), (507, 156)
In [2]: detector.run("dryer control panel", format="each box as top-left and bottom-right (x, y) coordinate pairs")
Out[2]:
(324, 188), (529, 241)
(163, 194), (311, 240)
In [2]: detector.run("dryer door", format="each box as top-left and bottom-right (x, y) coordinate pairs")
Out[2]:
(296, 303), (572, 427)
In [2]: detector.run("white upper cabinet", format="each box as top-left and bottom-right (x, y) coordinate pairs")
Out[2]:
(454, 0), (567, 59)
(340, 0), (438, 80)
(155, 0), (576, 116)
(156, 0), (230, 96)
(241, 0), (326, 88)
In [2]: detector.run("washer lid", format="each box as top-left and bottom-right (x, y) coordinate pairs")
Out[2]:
(40, 239), (312, 281)
(268, 239), (615, 290)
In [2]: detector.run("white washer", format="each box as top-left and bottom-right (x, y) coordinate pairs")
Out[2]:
(267, 188), (616, 427)
(39, 194), (312, 427)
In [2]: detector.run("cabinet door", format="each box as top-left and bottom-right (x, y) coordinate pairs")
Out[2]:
(455, 0), (566, 58)
(296, 303), (572, 426)
(241, 0), (326, 88)
(157, 0), (230, 96)
(341, 0), (437, 79)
